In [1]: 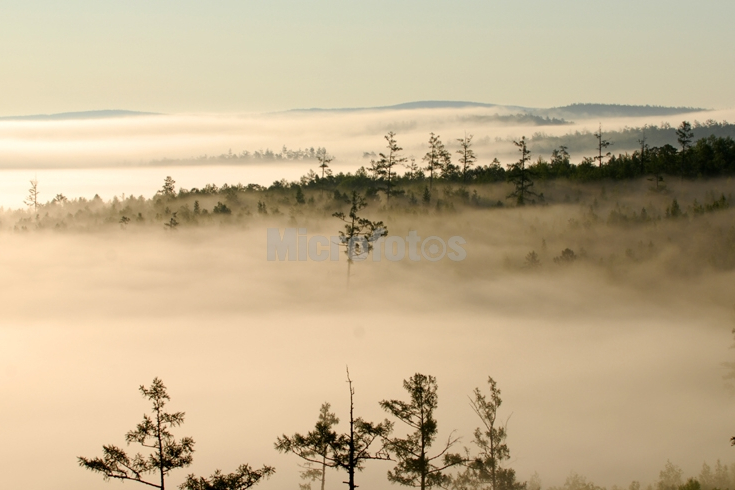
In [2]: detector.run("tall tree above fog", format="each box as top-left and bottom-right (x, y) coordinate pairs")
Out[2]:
(380, 373), (462, 490)
(161, 176), (176, 197)
(423, 133), (446, 190)
(332, 191), (387, 284)
(506, 136), (537, 206)
(275, 368), (393, 490)
(451, 377), (525, 490)
(78, 378), (195, 490)
(676, 121), (694, 178)
(317, 149), (334, 179)
(370, 131), (406, 201)
(24, 177), (40, 214)
(593, 123), (611, 167)
(457, 133), (477, 184)
(275, 403), (340, 490)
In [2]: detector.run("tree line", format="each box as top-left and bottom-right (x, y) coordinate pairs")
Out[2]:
(79, 373), (521, 490)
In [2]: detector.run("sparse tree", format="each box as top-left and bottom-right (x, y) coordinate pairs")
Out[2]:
(317, 150), (334, 179)
(457, 134), (477, 183)
(332, 191), (387, 283)
(676, 121), (694, 153)
(78, 378), (195, 490)
(676, 121), (694, 178)
(275, 368), (393, 490)
(24, 178), (40, 213)
(275, 403), (339, 490)
(506, 137), (537, 206)
(453, 377), (524, 490)
(380, 373), (462, 490)
(370, 132), (406, 200)
(423, 133), (446, 190)
(593, 124), (611, 167)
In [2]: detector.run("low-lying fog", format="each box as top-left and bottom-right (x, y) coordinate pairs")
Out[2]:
(1, 106), (733, 207)
(2, 108), (735, 490)
(2, 180), (735, 490)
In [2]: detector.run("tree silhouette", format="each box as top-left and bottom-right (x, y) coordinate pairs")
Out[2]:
(161, 176), (176, 197)
(332, 191), (387, 283)
(24, 178), (40, 214)
(453, 377), (524, 490)
(593, 123), (611, 167)
(676, 121), (694, 178)
(506, 137), (537, 206)
(275, 403), (340, 490)
(275, 368), (393, 490)
(423, 133), (449, 190)
(380, 373), (462, 490)
(457, 134), (477, 184)
(369, 131), (406, 200)
(317, 149), (334, 179)
(180, 465), (274, 490)
(78, 378), (195, 490)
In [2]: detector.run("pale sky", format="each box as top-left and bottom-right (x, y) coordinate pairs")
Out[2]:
(1, 0), (734, 116)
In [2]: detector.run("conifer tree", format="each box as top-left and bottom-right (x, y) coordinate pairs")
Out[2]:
(506, 137), (537, 206)
(423, 133), (447, 190)
(332, 191), (387, 283)
(593, 123), (611, 167)
(456, 134), (477, 183)
(276, 369), (393, 490)
(370, 131), (406, 200)
(78, 378), (195, 490)
(380, 373), (462, 490)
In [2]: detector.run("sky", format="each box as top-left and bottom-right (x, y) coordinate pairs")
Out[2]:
(1, 0), (734, 116)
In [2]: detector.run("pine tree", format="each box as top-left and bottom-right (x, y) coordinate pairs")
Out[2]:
(593, 124), (611, 167)
(380, 373), (462, 490)
(456, 134), (477, 183)
(275, 369), (393, 490)
(423, 133), (447, 190)
(370, 132), (406, 200)
(506, 137), (537, 206)
(161, 176), (176, 197)
(275, 403), (339, 490)
(332, 191), (387, 283)
(24, 178), (40, 214)
(78, 378), (195, 490)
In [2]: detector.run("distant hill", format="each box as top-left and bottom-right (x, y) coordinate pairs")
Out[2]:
(289, 100), (526, 112)
(0, 110), (161, 121)
(534, 103), (708, 119)
(288, 101), (708, 119)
